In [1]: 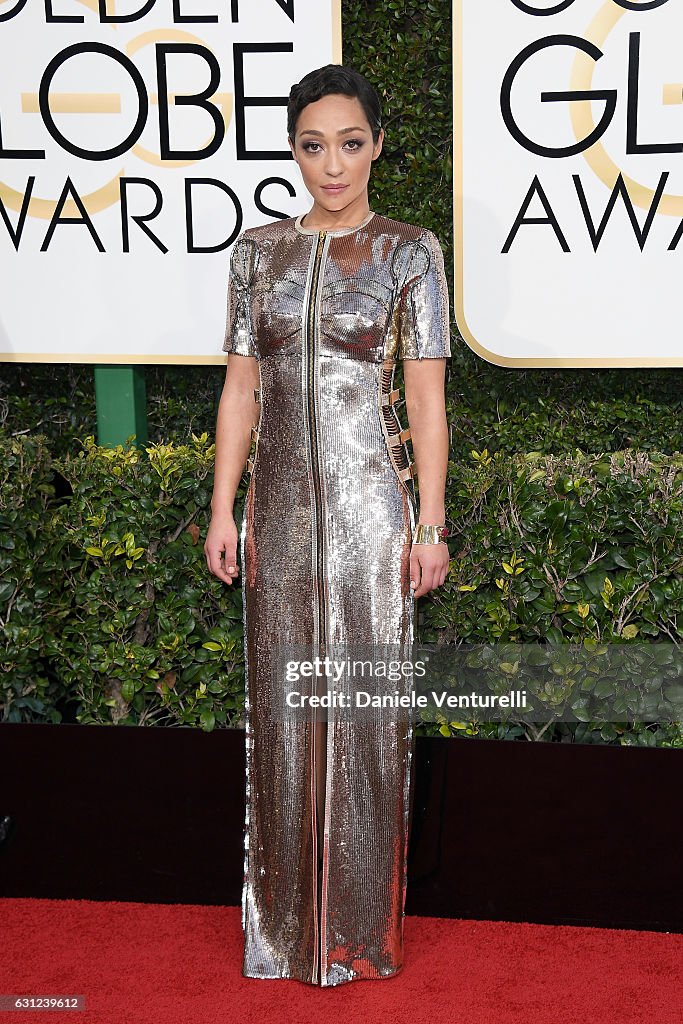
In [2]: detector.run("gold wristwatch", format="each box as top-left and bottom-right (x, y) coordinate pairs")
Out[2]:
(413, 523), (449, 545)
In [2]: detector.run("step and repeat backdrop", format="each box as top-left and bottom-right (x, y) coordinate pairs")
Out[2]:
(0, 0), (341, 363)
(454, 0), (683, 366)
(3, 0), (680, 366)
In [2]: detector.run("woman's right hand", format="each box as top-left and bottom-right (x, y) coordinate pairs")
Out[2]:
(204, 513), (240, 585)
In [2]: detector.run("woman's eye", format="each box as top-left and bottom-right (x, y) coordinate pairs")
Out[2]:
(302, 140), (364, 153)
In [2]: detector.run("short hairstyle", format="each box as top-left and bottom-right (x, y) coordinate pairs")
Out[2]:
(287, 64), (383, 146)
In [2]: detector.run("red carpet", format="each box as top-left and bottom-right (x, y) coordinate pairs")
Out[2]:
(0, 899), (680, 1023)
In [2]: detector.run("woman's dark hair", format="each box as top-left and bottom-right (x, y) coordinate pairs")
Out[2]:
(287, 64), (383, 146)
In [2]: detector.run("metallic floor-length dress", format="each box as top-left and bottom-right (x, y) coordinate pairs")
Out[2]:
(223, 209), (451, 986)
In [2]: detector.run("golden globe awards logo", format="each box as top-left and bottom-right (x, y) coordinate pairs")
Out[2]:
(0, 0), (340, 362)
(454, 0), (683, 366)
(0, 2), (306, 247)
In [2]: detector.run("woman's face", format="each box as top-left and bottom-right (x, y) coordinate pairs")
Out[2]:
(288, 93), (383, 217)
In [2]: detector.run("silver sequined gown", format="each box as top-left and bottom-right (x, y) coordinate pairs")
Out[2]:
(222, 209), (451, 986)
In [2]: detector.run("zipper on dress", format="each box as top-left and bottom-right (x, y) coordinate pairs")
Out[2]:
(306, 228), (327, 985)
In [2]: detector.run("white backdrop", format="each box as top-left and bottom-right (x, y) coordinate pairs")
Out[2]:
(0, 0), (341, 364)
(454, 0), (683, 366)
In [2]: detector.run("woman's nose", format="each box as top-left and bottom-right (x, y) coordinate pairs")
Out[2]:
(324, 154), (343, 175)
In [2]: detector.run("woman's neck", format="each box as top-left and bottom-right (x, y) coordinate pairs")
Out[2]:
(301, 201), (371, 231)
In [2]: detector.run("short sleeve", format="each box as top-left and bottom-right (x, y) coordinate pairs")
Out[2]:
(397, 229), (451, 360)
(222, 233), (260, 357)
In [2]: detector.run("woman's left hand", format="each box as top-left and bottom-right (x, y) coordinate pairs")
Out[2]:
(410, 543), (450, 598)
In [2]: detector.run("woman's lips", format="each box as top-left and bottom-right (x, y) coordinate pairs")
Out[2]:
(322, 185), (348, 192)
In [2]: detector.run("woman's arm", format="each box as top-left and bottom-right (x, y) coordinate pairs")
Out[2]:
(403, 357), (450, 598)
(205, 352), (260, 585)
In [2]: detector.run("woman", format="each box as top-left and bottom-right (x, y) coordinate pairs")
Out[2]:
(205, 64), (451, 987)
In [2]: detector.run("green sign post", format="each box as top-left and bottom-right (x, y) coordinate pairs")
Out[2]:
(94, 366), (148, 448)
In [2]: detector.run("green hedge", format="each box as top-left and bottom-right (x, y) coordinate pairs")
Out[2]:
(1, 432), (681, 747)
(1, 434), (244, 730)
